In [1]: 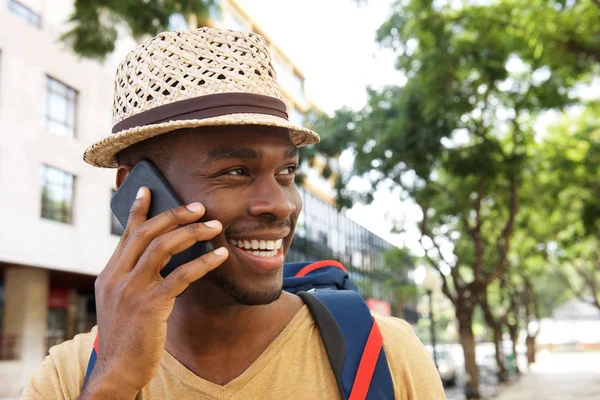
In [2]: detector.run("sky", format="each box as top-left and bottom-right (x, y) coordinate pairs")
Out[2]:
(236, 0), (403, 113)
(237, 0), (424, 253)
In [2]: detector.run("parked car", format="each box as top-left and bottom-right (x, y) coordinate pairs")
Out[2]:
(426, 345), (458, 387)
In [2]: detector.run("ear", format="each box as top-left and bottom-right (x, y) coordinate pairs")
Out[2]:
(116, 165), (133, 189)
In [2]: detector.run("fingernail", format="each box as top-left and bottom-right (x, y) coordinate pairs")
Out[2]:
(214, 247), (227, 256)
(136, 187), (145, 199)
(204, 220), (220, 229)
(186, 202), (204, 213)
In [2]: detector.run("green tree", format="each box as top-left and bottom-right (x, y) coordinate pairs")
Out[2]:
(310, 1), (598, 397)
(61, 0), (217, 59)
(383, 247), (418, 319)
(536, 106), (600, 309)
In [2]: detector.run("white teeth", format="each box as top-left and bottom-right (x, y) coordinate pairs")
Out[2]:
(230, 238), (284, 254)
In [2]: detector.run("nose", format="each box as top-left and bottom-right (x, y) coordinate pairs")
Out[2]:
(247, 176), (297, 221)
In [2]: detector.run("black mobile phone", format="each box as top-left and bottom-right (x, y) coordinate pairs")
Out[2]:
(110, 159), (212, 277)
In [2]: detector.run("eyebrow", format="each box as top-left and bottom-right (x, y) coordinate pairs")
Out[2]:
(199, 145), (299, 169)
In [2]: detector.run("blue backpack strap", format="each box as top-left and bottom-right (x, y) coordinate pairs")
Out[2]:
(82, 335), (99, 389)
(283, 260), (358, 293)
(298, 290), (394, 400)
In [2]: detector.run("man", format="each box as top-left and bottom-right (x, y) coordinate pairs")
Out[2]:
(23, 27), (444, 399)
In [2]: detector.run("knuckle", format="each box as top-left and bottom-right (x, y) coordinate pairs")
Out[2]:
(173, 268), (192, 285)
(128, 202), (139, 218)
(165, 207), (179, 220)
(131, 224), (149, 241)
(197, 254), (209, 267)
(147, 238), (165, 254)
(184, 223), (199, 234)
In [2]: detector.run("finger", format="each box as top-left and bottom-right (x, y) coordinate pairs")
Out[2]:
(135, 220), (223, 277)
(104, 187), (152, 275)
(158, 247), (229, 298)
(118, 202), (206, 273)
(125, 187), (152, 232)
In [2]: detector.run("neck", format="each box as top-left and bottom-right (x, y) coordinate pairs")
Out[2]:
(164, 281), (304, 384)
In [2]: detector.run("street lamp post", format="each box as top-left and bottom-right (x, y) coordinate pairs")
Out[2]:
(422, 270), (438, 370)
(427, 288), (438, 369)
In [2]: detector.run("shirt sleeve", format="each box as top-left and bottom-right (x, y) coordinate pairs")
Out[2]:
(21, 327), (96, 400)
(374, 314), (446, 400)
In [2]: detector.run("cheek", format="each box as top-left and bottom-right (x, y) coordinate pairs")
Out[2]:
(289, 188), (303, 223)
(174, 184), (237, 222)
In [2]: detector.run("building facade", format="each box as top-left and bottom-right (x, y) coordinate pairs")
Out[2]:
(0, 0), (415, 397)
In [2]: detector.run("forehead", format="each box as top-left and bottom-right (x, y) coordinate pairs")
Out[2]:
(170, 125), (298, 158)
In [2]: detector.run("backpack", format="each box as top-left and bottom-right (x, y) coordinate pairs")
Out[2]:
(83, 260), (395, 400)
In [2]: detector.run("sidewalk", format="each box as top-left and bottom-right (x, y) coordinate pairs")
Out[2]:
(496, 351), (600, 400)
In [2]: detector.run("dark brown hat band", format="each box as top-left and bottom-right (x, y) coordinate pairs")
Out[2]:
(112, 92), (288, 133)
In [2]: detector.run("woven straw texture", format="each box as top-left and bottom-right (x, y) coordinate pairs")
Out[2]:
(84, 27), (320, 168)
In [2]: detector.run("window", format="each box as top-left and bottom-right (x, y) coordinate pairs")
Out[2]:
(272, 56), (305, 101)
(45, 77), (77, 138)
(110, 190), (124, 236)
(168, 13), (188, 31)
(40, 165), (75, 224)
(289, 107), (305, 126)
(7, 0), (40, 27)
(223, 11), (246, 31)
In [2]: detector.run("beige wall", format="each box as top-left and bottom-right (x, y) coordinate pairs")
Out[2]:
(0, 6), (120, 276)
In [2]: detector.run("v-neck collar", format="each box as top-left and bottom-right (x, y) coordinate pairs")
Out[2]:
(160, 305), (310, 398)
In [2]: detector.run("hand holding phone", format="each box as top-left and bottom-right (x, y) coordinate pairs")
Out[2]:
(83, 187), (229, 399)
(111, 159), (213, 276)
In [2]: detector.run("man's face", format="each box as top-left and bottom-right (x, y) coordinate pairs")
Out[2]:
(163, 125), (302, 305)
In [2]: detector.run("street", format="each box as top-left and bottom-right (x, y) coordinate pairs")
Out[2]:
(445, 351), (600, 400)
(496, 351), (600, 400)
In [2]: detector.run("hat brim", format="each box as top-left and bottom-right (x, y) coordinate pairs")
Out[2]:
(83, 113), (321, 168)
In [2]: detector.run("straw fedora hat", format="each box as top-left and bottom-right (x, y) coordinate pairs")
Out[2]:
(83, 27), (320, 168)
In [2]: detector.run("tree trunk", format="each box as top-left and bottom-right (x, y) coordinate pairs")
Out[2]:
(526, 334), (536, 365)
(458, 309), (480, 399)
(508, 323), (521, 375)
(493, 325), (508, 382)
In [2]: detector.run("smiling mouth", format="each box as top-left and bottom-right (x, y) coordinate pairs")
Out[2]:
(229, 239), (283, 258)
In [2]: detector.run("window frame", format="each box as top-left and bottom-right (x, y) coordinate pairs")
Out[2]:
(7, 0), (41, 27)
(44, 76), (78, 138)
(40, 165), (76, 225)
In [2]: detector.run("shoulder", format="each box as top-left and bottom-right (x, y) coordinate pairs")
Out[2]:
(373, 314), (445, 400)
(22, 326), (97, 399)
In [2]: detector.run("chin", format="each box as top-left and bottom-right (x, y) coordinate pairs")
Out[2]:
(206, 265), (284, 306)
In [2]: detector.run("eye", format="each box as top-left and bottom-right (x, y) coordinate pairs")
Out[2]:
(225, 168), (247, 176)
(278, 165), (298, 176)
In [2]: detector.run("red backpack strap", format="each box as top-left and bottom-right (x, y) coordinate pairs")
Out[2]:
(294, 260), (347, 277)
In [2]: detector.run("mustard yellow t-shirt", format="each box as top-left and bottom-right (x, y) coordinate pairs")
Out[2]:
(22, 306), (444, 399)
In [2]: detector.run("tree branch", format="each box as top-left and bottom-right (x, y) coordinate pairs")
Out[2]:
(487, 177), (518, 286)
(419, 239), (457, 306)
(576, 265), (600, 310)
(429, 180), (477, 239)
(474, 177), (485, 286)
(418, 204), (459, 305)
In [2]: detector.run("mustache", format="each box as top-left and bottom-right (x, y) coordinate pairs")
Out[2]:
(224, 219), (292, 236)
